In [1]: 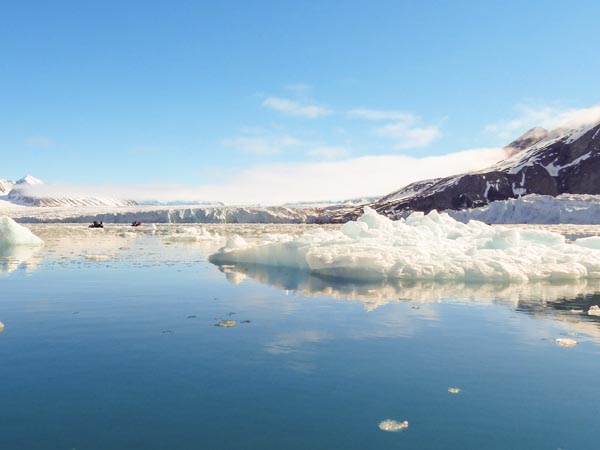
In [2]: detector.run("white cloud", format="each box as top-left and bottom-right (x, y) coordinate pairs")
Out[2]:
(374, 122), (442, 149)
(305, 146), (350, 159)
(485, 104), (600, 140)
(21, 147), (506, 204)
(223, 135), (303, 155)
(348, 108), (417, 121)
(262, 96), (331, 118)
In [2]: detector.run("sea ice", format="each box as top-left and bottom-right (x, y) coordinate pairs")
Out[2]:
(0, 216), (44, 249)
(83, 254), (112, 261)
(448, 387), (461, 394)
(588, 305), (600, 316)
(555, 338), (578, 347)
(163, 226), (221, 242)
(0, 321), (4, 332)
(210, 207), (600, 282)
(378, 419), (409, 432)
(215, 320), (237, 327)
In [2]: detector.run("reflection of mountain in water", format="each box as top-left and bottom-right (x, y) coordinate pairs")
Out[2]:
(216, 262), (600, 315)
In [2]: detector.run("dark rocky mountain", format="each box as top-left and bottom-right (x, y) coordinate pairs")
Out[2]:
(329, 120), (600, 222)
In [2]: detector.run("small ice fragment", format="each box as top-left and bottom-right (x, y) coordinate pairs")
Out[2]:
(215, 320), (237, 328)
(448, 387), (461, 394)
(570, 309), (583, 313)
(84, 254), (111, 261)
(588, 305), (600, 316)
(555, 338), (578, 347)
(0, 321), (4, 332)
(378, 419), (409, 432)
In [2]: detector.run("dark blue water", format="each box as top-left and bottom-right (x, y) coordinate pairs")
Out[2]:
(2, 234), (600, 450)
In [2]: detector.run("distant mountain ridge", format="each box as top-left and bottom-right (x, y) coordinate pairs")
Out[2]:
(1, 175), (137, 207)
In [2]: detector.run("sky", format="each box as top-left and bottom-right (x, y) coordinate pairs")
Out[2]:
(1, 0), (600, 204)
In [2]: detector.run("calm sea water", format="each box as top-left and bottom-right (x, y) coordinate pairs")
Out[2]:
(1, 224), (600, 450)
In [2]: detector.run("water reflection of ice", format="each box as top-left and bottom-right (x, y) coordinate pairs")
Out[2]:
(214, 262), (600, 345)
(0, 245), (42, 274)
(216, 262), (600, 310)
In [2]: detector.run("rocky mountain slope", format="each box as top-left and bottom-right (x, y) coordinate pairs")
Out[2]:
(332, 118), (600, 222)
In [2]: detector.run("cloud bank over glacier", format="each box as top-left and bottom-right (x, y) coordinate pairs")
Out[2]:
(15, 146), (506, 204)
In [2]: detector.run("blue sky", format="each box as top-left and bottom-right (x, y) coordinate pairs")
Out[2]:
(1, 0), (600, 202)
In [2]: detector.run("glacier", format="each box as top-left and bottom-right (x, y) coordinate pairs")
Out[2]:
(448, 194), (600, 224)
(210, 207), (600, 282)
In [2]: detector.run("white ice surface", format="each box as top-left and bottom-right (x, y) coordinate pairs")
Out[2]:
(210, 207), (600, 282)
(0, 216), (44, 249)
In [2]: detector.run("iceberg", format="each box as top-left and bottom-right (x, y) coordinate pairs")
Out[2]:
(210, 207), (600, 282)
(0, 216), (44, 249)
(378, 420), (409, 432)
(555, 338), (578, 347)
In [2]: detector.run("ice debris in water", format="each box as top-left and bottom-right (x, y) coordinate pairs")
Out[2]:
(0, 216), (44, 249)
(448, 387), (461, 394)
(165, 227), (221, 242)
(378, 419), (409, 432)
(215, 320), (237, 327)
(555, 338), (578, 347)
(0, 321), (4, 332)
(84, 254), (112, 261)
(588, 305), (600, 316)
(210, 207), (600, 282)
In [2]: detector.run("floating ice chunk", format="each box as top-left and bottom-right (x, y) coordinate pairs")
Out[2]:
(84, 254), (112, 261)
(0, 321), (4, 332)
(448, 387), (461, 394)
(574, 236), (600, 250)
(164, 227), (221, 242)
(210, 207), (600, 282)
(555, 338), (578, 347)
(378, 419), (409, 432)
(0, 216), (44, 249)
(224, 235), (250, 250)
(588, 305), (600, 316)
(215, 320), (237, 327)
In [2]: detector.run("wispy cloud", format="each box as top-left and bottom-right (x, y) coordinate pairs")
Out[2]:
(349, 107), (442, 149)
(262, 96), (331, 118)
(348, 108), (416, 121)
(284, 83), (311, 94)
(24, 136), (55, 149)
(485, 104), (600, 140)
(223, 134), (303, 155)
(305, 146), (350, 159)
(374, 122), (442, 149)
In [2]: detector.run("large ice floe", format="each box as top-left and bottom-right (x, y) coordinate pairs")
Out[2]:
(0, 216), (44, 249)
(210, 207), (600, 282)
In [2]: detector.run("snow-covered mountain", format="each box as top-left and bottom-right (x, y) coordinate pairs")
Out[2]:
(2, 175), (137, 207)
(345, 118), (600, 221)
(0, 178), (14, 195)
